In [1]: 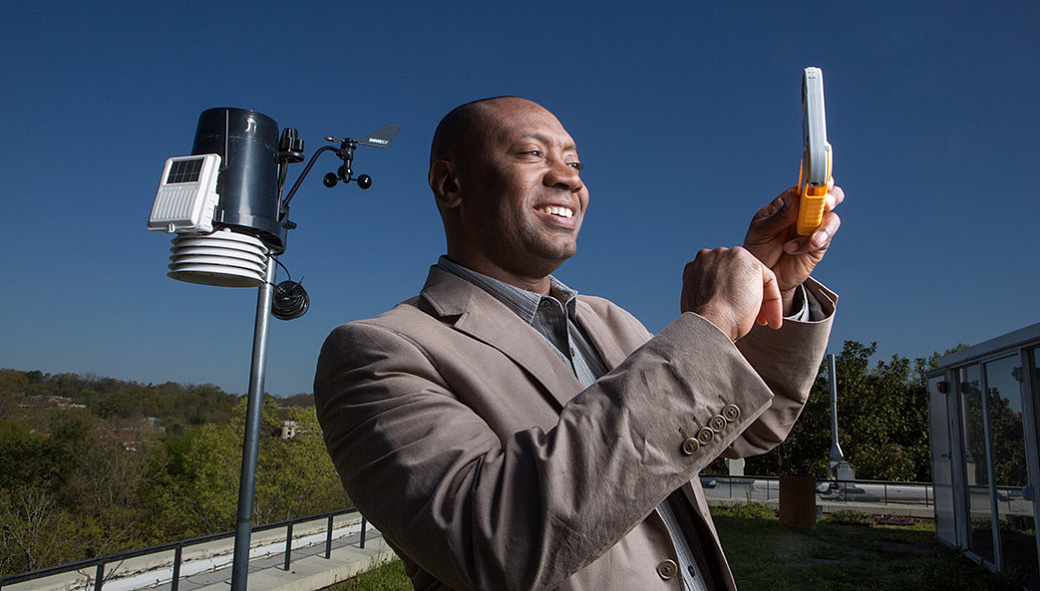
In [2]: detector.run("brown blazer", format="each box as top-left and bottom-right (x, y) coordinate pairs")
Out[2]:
(315, 266), (836, 591)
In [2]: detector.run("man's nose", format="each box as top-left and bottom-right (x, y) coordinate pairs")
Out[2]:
(544, 159), (583, 192)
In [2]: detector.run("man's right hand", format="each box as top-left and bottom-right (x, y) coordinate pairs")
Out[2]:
(680, 247), (783, 342)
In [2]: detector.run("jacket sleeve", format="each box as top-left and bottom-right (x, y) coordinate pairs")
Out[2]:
(315, 311), (785, 591)
(726, 277), (838, 458)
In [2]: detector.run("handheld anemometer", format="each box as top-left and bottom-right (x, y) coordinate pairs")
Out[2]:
(797, 67), (832, 236)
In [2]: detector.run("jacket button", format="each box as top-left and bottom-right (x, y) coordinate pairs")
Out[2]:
(723, 403), (741, 422)
(697, 427), (714, 445)
(657, 559), (678, 580)
(682, 437), (699, 455)
(709, 414), (727, 433)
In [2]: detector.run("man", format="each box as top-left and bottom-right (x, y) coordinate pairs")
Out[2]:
(315, 96), (842, 590)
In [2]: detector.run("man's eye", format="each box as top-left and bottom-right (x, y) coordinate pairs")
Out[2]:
(568, 161), (583, 171)
(526, 150), (543, 157)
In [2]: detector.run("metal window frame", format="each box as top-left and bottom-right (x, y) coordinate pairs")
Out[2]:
(928, 371), (964, 549)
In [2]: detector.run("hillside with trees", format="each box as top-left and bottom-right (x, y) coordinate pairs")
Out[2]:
(0, 371), (345, 576)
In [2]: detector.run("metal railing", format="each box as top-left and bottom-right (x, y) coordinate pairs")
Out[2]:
(0, 508), (367, 591)
(700, 475), (936, 507)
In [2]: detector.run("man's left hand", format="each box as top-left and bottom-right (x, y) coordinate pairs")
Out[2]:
(743, 184), (843, 314)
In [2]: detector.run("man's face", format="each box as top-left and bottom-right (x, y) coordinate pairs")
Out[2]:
(452, 99), (589, 281)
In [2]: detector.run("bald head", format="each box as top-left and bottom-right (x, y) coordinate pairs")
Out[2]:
(429, 96), (545, 168)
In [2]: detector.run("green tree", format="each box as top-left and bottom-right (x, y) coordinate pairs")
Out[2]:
(280, 393), (315, 408)
(0, 421), (52, 490)
(148, 421), (242, 539)
(723, 340), (934, 482)
(63, 436), (156, 555)
(147, 395), (347, 540)
(254, 404), (348, 523)
(0, 409), (95, 492)
(0, 410), (142, 575)
(0, 485), (81, 575)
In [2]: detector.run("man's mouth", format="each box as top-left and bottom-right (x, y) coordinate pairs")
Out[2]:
(538, 205), (574, 219)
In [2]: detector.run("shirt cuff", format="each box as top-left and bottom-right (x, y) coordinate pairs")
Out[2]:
(785, 284), (810, 322)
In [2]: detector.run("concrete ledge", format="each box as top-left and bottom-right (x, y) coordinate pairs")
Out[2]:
(191, 537), (397, 591)
(274, 539), (397, 591)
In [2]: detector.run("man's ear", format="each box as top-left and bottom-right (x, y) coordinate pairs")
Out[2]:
(429, 160), (462, 209)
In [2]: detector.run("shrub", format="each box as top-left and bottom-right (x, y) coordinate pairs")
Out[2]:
(712, 502), (777, 520)
(825, 509), (872, 526)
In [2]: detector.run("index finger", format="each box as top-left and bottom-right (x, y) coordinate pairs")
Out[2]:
(825, 184), (845, 211)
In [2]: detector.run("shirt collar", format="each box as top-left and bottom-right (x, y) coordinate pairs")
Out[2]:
(437, 256), (578, 324)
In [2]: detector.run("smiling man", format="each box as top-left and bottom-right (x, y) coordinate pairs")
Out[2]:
(315, 96), (842, 591)
(430, 97), (590, 293)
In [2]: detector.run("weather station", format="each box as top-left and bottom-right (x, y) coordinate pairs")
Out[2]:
(147, 107), (400, 591)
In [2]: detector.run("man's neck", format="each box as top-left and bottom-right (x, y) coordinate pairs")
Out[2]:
(443, 254), (554, 295)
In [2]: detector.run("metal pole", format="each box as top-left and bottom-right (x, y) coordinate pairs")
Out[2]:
(325, 516), (334, 559)
(230, 256), (277, 591)
(171, 544), (182, 591)
(828, 354), (844, 473)
(283, 522), (294, 571)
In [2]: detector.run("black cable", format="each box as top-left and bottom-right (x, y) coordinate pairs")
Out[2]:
(270, 258), (309, 321)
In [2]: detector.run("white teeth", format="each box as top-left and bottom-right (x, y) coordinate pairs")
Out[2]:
(541, 206), (573, 218)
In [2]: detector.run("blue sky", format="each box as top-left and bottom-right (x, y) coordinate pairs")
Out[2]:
(2, 2), (1037, 396)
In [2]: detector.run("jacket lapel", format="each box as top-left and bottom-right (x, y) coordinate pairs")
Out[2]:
(419, 267), (584, 409)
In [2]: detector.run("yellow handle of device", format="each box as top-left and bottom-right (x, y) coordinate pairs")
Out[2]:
(796, 145), (832, 236)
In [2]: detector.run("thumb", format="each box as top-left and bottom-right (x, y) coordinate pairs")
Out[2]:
(758, 264), (784, 330)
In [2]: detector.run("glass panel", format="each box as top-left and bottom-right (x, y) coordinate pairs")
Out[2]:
(961, 364), (995, 563)
(985, 355), (1036, 583)
(929, 375), (957, 545)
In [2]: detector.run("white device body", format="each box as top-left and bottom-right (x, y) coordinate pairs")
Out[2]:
(801, 67), (830, 188)
(148, 154), (222, 234)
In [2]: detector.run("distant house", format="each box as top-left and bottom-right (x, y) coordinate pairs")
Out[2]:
(280, 420), (298, 440)
(19, 395), (85, 409)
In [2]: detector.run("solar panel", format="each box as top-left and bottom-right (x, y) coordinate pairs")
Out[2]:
(167, 157), (205, 183)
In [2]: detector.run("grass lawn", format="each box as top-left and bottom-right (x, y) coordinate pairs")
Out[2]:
(330, 557), (412, 591)
(330, 504), (1029, 590)
(712, 504), (1027, 590)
